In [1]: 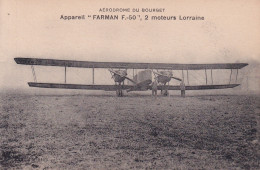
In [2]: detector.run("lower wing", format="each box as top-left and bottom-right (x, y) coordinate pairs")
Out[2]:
(149, 84), (240, 90)
(28, 82), (148, 91)
(28, 82), (239, 91)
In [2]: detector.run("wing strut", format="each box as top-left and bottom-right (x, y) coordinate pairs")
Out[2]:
(182, 69), (184, 82)
(65, 66), (67, 83)
(186, 70), (189, 85)
(205, 69), (207, 85)
(229, 69), (233, 84)
(235, 69), (238, 83)
(211, 69), (213, 85)
(92, 66), (94, 84)
(136, 69), (138, 81)
(31, 65), (37, 82)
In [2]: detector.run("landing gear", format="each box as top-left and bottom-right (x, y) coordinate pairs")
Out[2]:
(116, 82), (123, 97)
(116, 89), (123, 97)
(161, 83), (169, 96)
(163, 90), (169, 96)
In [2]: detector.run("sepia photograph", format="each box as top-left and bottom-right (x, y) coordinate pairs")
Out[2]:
(0, 0), (259, 169)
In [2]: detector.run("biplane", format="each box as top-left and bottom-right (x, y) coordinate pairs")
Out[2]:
(14, 57), (248, 96)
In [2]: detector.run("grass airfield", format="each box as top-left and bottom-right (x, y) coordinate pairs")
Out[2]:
(0, 91), (259, 169)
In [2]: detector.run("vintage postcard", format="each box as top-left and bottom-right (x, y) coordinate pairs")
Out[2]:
(0, 0), (259, 169)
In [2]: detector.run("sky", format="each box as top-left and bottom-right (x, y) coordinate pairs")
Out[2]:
(0, 0), (259, 90)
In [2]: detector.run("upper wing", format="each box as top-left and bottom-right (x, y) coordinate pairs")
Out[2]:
(14, 57), (248, 70)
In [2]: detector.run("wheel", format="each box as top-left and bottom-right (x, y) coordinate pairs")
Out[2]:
(116, 90), (120, 96)
(163, 90), (169, 96)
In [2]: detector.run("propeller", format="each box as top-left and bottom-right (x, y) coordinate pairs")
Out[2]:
(125, 77), (137, 84)
(171, 76), (182, 81)
(152, 70), (182, 81)
(108, 69), (137, 84)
